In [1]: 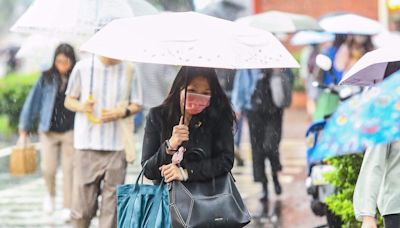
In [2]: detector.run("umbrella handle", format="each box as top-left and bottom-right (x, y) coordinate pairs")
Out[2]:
(86, 94), (102, 124)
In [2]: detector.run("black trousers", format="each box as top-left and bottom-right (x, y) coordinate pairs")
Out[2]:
(384, 214), (400, 228)
(247, 110), (283, 183)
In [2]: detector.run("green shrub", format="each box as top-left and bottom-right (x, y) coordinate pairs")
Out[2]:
(324, 154), (383, 227)
(0, 72), (40, 134)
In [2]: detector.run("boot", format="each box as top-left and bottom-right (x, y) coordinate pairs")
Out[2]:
(259, 182), (269, 202)
(272, 174), (282, 195)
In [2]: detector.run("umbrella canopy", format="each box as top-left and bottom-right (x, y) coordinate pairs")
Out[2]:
(235, 10), (322, 33)
(15, 34), (62, 69)
(340, 47), (400, 86)
(372, 30), (400, 48)
(310, 70), (400, 162)
(290, 31), (334, 46)
(319, 13), (383, 35)
(80, 12), (299, 69)
(10, 0), (157, 39)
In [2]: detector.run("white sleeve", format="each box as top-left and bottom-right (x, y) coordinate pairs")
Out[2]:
(130, 65), (143, 106)
(353, 144), (387, 221)
(66, 63), (82, 98)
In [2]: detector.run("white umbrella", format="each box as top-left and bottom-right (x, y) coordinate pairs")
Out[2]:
(235, 10), (322, 33)
(80, 12), (299, 69)
(319, 13), (383, 35)
(340, 47), (400, 86)
(290, 31), (334, 46)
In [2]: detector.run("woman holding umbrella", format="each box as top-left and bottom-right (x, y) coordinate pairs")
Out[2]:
(18, 43), (76, 220)
(142, 66), (235, 183)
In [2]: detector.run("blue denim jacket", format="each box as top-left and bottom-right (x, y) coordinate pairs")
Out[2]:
(231, 69), (260, 113)
(19, 74), (58, 132)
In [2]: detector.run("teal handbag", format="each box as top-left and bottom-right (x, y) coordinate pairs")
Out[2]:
(117, 166), (171, 228)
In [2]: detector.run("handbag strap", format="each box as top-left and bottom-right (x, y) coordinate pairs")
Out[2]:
(146, 182), (165, 228)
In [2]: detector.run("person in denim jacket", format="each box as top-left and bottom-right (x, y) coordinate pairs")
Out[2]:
(18, 43), (76, 221)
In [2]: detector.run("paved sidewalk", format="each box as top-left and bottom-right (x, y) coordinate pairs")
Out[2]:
(0, 108), (326, 228)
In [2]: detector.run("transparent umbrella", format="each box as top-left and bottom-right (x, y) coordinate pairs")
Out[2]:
(10, 0), (158, 39)
(11, 0), (159, 126)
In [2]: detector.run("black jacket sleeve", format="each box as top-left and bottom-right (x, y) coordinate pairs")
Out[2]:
(141, 108), (172, 180)
(184, 118), (234, 182)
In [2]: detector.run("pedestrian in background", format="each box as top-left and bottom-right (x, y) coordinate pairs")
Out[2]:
(232, 68), (292, 202)
(64, 55), (142, 228)
(320, 34), (347, 85)
(299, 44), (322, 120)
(353, 141), (400, 228)
(18, 43), (77, 221)
(334, 34), (374, 75)
(353, 62), (400, 228)
(231, 69), (259, 166)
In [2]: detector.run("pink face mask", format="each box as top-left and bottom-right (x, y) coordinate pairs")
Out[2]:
(182, 92), (211, 115)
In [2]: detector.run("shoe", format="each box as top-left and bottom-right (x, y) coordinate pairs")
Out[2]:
(259, 182), (269, 202)
(43, 195), (55, 214)
(272, 175), (282, 195)
(60, 208), (71, 223)
(236, 157), (244, 167)
(234, 150), (244, 167)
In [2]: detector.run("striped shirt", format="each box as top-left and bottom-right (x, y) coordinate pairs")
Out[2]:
(66, 57), (142, 151)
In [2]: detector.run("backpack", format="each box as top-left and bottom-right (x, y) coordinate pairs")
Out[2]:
(251, 72), (275, 113)
(269, 69), (294, 108)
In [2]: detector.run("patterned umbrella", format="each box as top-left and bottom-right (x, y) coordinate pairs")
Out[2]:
(310, 70), (400, 161)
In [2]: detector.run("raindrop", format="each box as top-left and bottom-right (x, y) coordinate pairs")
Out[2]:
(258, 49), (262, 53)
(198, 56), (203, 59)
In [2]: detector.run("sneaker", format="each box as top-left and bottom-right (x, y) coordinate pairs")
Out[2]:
(60, 208), (71, 223)
(43, 195), (55, 214)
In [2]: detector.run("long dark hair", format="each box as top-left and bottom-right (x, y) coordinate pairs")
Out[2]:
(384, 61), (400, 79)
(43, 43), (76, 84)
(348, 35), (374, 53)
(160, 66), (236, 141)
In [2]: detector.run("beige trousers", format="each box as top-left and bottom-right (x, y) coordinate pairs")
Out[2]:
(71, 150), (127, 228)
(39, 130), (74, 208)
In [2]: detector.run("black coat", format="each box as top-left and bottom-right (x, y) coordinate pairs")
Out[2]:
(141, 106), (234, 182)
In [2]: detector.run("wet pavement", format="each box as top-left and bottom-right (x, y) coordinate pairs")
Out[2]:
(0, 108), (326, 227)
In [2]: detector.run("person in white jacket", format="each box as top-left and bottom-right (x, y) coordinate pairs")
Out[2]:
(353, 141), (400, 228)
